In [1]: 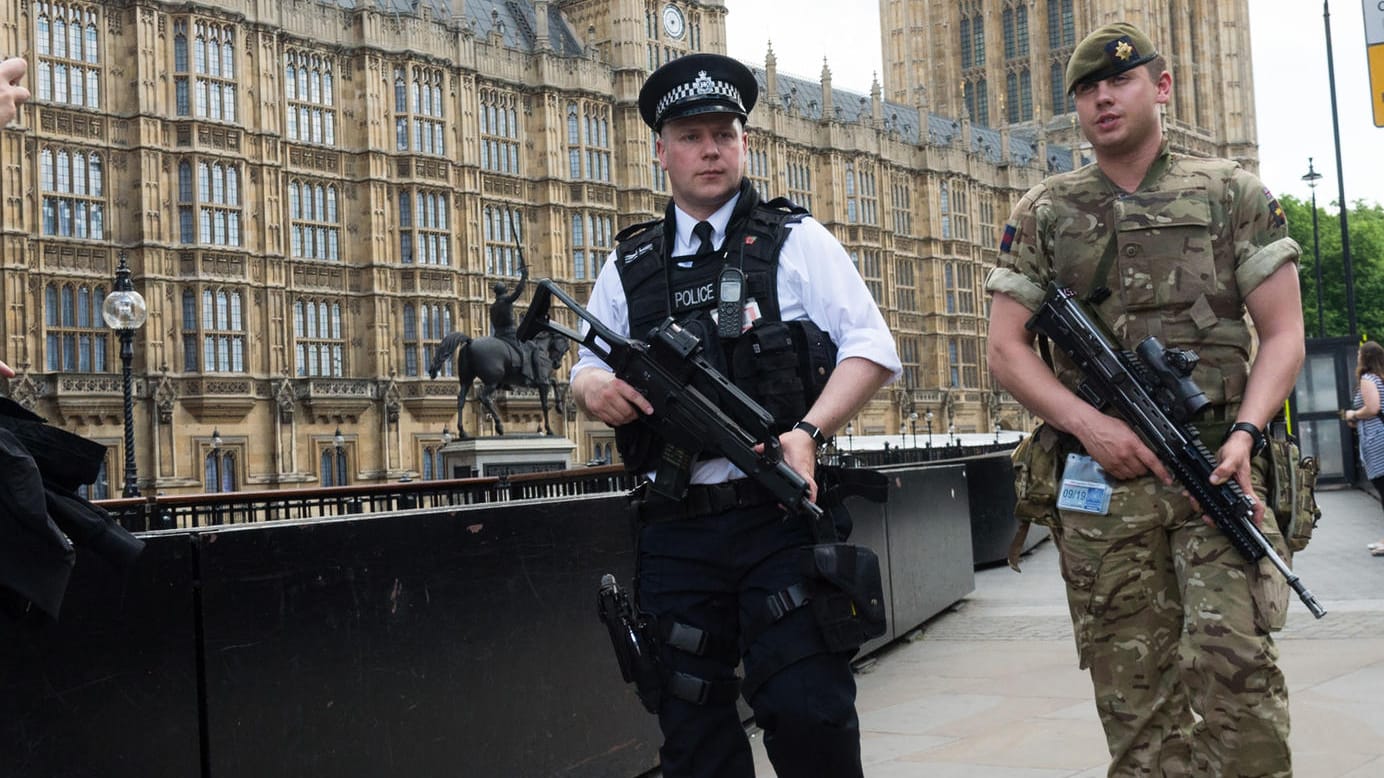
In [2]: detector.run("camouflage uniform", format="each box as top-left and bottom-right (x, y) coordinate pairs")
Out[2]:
(986, 142), (1301, 777)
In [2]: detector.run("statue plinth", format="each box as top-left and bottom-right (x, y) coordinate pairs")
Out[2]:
(440, 434), (576, 479)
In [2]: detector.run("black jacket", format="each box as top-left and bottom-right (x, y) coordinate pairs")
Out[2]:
(0, 397), (144, 620)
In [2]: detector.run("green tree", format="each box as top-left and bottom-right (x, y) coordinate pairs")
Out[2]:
(1280, 195), (1384, 340)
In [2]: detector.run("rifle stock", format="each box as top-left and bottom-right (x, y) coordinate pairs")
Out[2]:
(1027, 284), (1325, 619)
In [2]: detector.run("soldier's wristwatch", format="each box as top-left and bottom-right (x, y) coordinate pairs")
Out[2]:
(792, 420), (828, 450)
(1226, 421), (1267, 458)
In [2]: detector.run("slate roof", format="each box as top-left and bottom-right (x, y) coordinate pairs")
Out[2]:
(754, 67), (1075, 173)
(331, 0), (583, 56)
(326, 1), (1071, 170)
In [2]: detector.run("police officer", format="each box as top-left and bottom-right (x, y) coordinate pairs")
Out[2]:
(569, 53), (899, 777)
(985, 23), (1304, 777)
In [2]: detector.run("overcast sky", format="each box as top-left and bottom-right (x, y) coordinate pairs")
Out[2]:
(724, 0), (1383, 209)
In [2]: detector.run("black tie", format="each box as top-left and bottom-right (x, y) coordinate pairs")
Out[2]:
(692, 221), (716, 260)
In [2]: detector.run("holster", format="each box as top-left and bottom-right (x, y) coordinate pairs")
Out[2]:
(803, 543), (887, 653)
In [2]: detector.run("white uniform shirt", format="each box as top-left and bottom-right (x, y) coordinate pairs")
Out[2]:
(570, 191), (902, 484)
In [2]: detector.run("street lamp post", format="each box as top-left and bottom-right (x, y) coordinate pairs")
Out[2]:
(925, 410), (933, 449)
(910, 411), (918, 448)
(899, 422), (906, 448)
(334, 427), (346, 486)
(845, 421), (853, 452)
(1302, 158), (1325, 337)
(210, 428), (223, 492)
(949, 423), (957, 449)
(102, 253), (148, 498)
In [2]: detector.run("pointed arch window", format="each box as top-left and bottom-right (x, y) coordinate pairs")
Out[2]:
(44, 281), (108, 372)
(285, 50), (336, 145)
(294, 298), (345, 377)
(34, 2), (101, 108)
(39, 146), (104, 238)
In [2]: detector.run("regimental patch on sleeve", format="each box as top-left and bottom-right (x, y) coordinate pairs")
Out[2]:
(999, 223), (1017, 253)
(1263, 186), (1286, 228)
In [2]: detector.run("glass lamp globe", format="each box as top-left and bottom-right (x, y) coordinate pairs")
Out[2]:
(102, 287), (148, 331)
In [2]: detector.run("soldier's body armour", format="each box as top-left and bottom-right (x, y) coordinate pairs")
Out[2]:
(1040, 154), (1252, 410)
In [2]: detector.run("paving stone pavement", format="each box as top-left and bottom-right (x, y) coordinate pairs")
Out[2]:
(745, 486), (1384, 777)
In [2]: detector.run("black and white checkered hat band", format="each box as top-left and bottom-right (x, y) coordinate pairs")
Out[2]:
(656, 70), (743, 120)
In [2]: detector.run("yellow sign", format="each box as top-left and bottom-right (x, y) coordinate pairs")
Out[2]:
(1372, 45), (1384, 126)
(1369, 1), (1384, 126)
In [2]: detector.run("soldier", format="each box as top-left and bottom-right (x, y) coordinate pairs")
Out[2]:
(985, 23), (1304, 777)
(569, 53), (899, 777)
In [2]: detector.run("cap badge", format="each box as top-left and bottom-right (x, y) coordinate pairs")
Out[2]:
(1114, 39), (1133, 61)
(693, 70), (715, 95)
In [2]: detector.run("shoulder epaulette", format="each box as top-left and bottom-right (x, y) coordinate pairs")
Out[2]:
(760, 196), (810, 217)
(614, 217), (662, 243)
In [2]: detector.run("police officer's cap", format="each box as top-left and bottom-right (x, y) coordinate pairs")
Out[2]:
(639, 53), (758, 131)
(1064, 23), (1159, 95)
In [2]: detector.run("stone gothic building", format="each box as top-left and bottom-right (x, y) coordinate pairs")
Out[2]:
(879, 0), (1261, 167)
(0, 0), (1258, 496)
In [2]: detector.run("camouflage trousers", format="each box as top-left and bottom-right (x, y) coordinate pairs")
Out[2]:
(1051, 456), (1291, 778)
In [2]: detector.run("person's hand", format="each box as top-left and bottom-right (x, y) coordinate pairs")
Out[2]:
(1196, 431), (1265, 527)
(0, 58), (30, 127)
(755, 428), (819, 504)
(0, 359), (13, 379)
(573, 370), (651, 427)
(1342, 408), (1358, 428)
(1076, 413), (1173, 484)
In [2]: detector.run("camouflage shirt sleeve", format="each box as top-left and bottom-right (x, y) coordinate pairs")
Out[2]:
(984, 182), (1051, 311)
(1229, 168), (1301, 296)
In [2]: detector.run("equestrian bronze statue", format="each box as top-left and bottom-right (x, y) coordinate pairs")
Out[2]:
(427, 327), (569, 439)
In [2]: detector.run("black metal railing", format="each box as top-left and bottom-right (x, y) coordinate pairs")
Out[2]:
(99, 441), (1021, 533)
(831, 440), (1018, 469)
(100, 465), (637, 533)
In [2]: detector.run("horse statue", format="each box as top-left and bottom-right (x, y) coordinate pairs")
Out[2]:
(427, 330), (571, 438)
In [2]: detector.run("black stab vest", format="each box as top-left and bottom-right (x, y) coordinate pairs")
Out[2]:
(611, 184), (833, 474)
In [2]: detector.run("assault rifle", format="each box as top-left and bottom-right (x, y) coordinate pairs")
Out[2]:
(1027, 284), (1326, 619)
(517, 279), (834, 542)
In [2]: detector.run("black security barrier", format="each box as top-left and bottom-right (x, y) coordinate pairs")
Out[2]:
(0, 534), (202, 778)
(0, 460), (1014, 777)
(966, 452), (1050, 567)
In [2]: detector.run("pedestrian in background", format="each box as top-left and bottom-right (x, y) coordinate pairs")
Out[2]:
(1343, 340), (1384, 554)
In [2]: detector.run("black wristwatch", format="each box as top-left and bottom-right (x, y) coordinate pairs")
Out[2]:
(792, 420), (828, 450)
(1226, 421), (1267, 458)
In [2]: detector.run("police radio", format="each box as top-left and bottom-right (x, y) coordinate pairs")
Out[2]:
(716, 266), (745, 338)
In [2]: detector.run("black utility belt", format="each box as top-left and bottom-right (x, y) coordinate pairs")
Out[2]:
(631, 478), (778, 523)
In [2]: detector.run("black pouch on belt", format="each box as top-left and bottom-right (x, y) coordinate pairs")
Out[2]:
(803, 543), (887, 652)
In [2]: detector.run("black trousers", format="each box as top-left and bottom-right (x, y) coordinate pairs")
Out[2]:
(636, 499), (863, 778)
